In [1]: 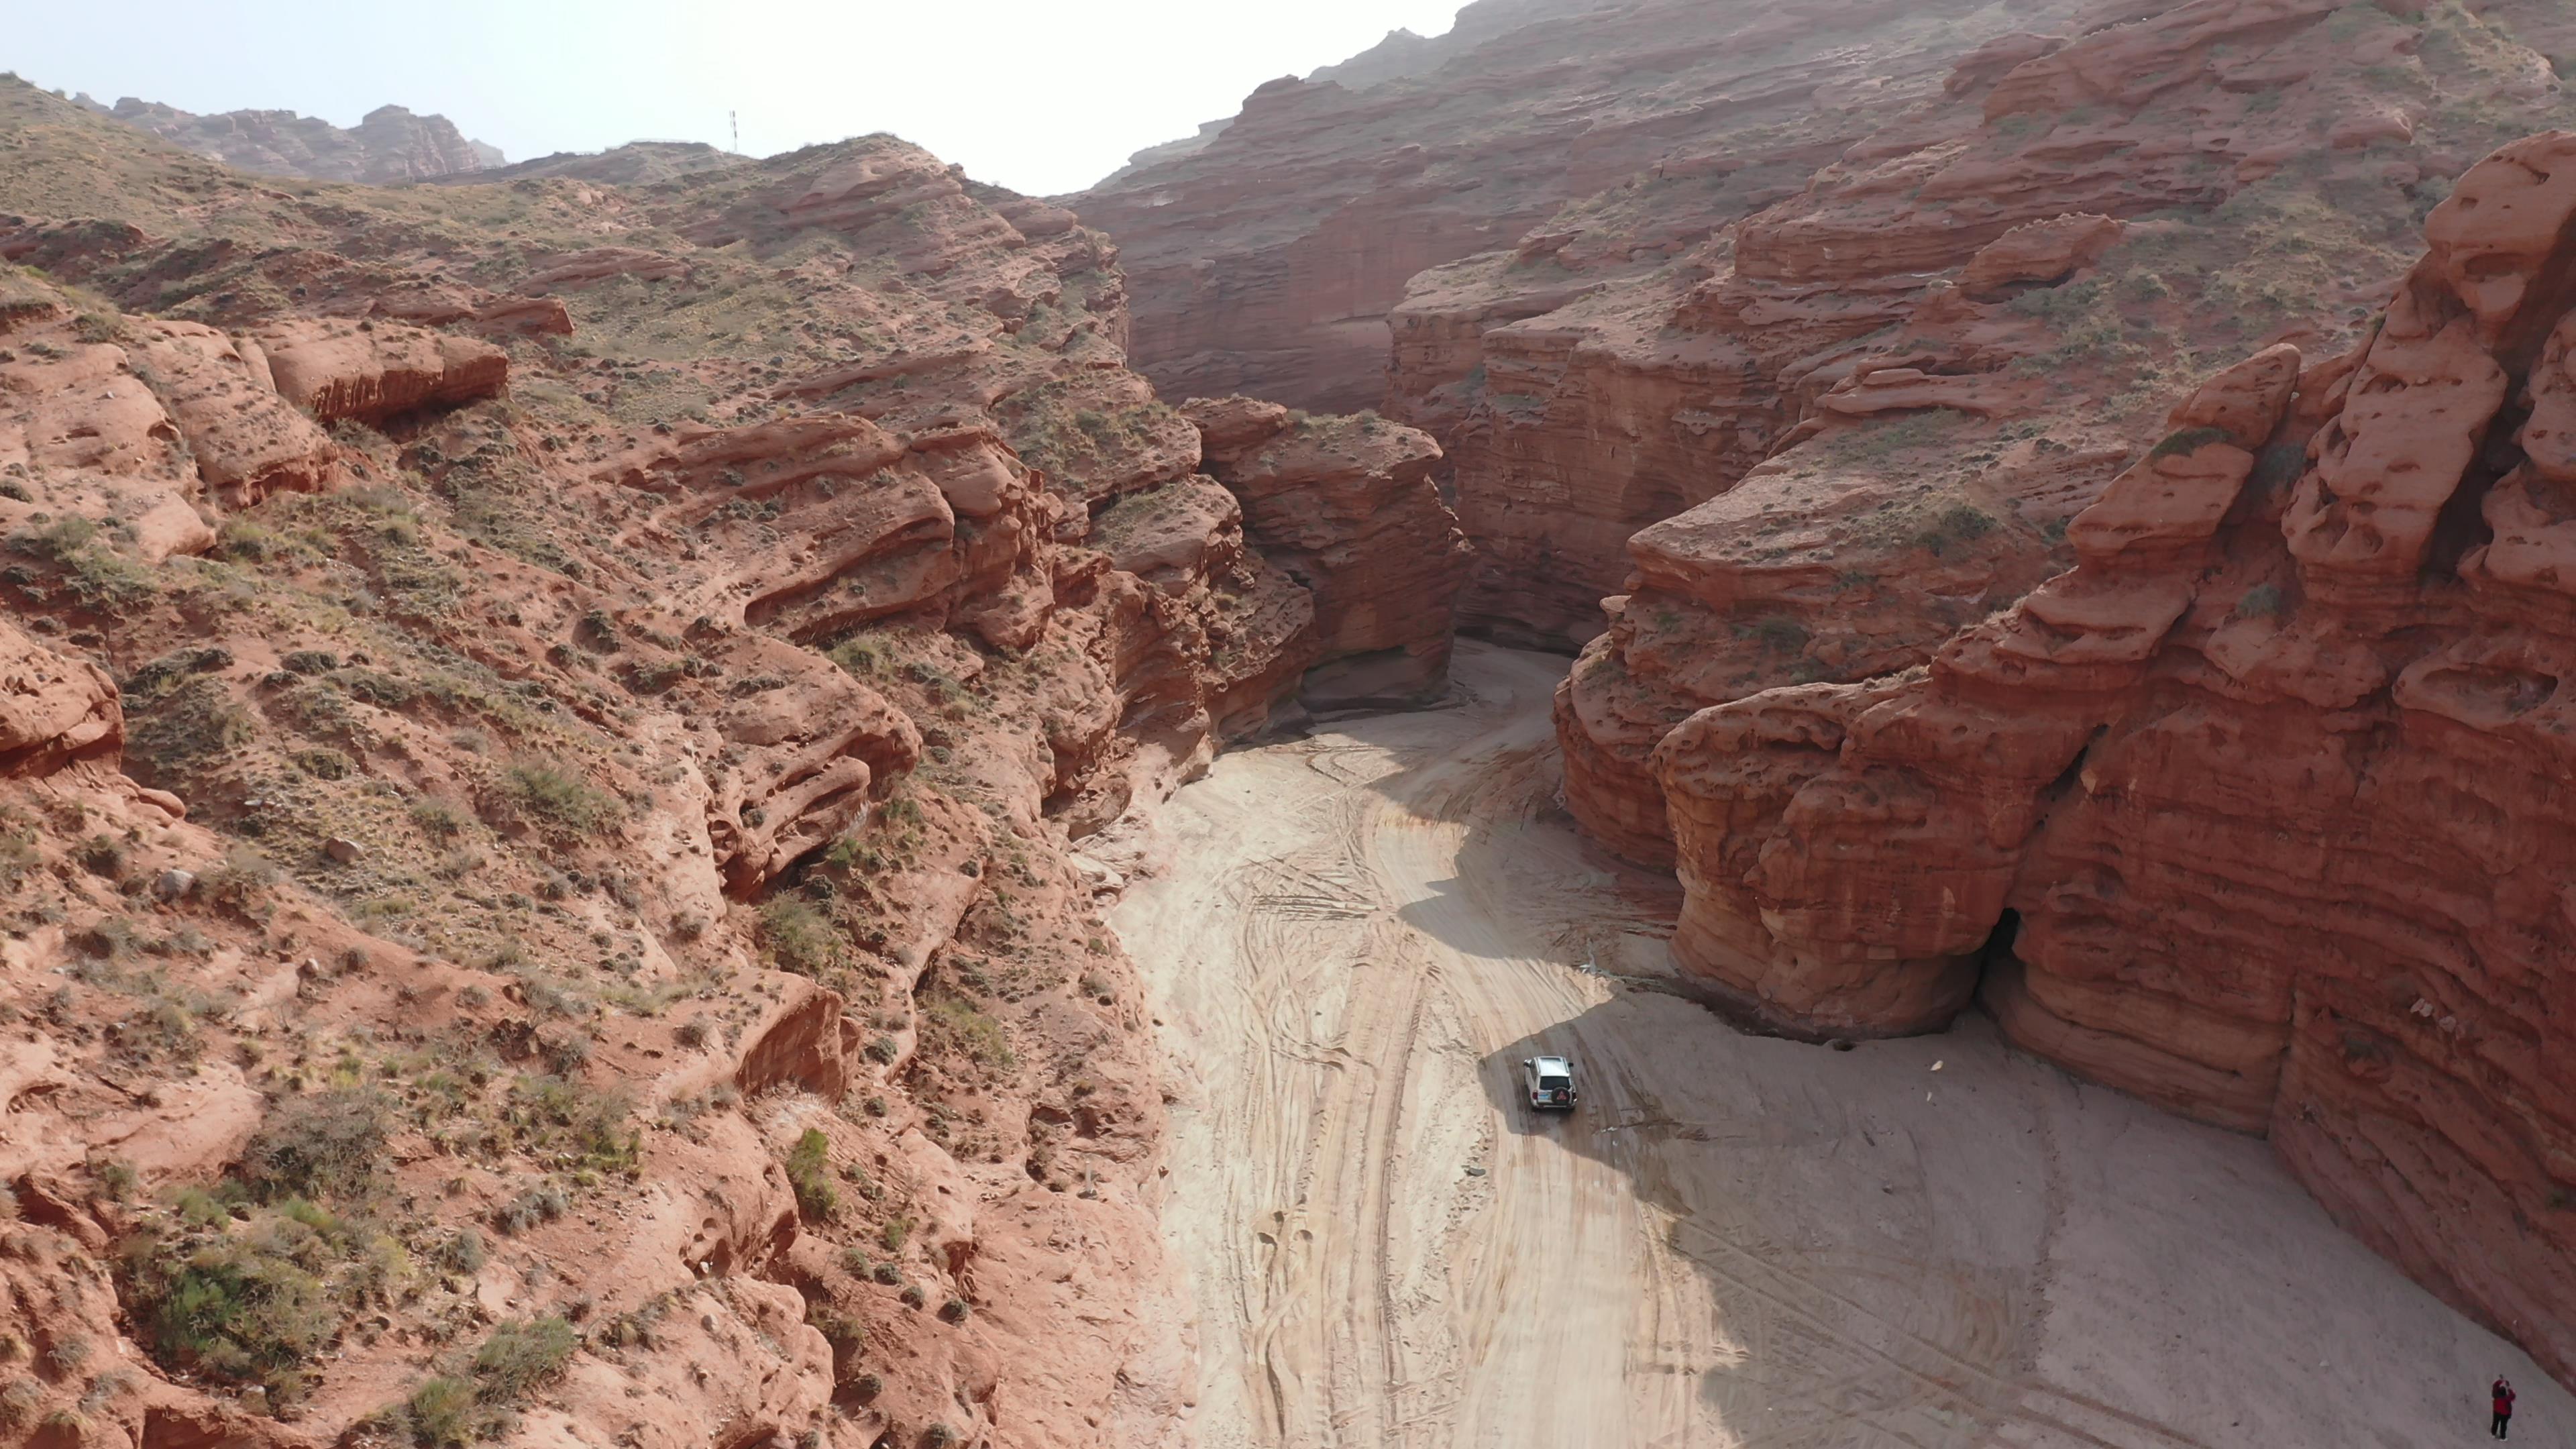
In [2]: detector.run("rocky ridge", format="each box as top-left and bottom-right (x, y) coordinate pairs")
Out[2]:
(0, 76), (1439, 1449)
(69, 92), (500, 184)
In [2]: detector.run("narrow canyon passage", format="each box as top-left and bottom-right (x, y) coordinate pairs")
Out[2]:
(1114, 643), (2567, 1449)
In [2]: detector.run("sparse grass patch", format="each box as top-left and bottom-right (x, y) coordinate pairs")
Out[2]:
(1821, 408), (1969, 466)
(237, 1087), (392, 1203)
(500, 759), (622, 838)
(922, 995), (1014, 1074)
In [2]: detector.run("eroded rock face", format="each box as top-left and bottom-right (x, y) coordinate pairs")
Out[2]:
(1549, 0), (2575, 859)
(0, 80), (1336, 1449)
(1071, 0), (2068, 415)
(1184, 397), (1472, 704)
(1650, 133), (2576, 1381)
(0, 618), (120, 776)
(254, 318), (510, 425)
(0, 284), (347, 561)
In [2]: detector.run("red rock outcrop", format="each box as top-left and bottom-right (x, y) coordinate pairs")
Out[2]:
(1550, 0), (2574, 861)
(1183, 396), (1472, 704)
(0, 618), (120, 777)
(253, 318), (509, 425)
(1, 282), (347, 560)
(1650, 133), (2576, 1381)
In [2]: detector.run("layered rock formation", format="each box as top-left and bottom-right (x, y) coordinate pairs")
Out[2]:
(1183, 397), (1471, 704)
(1553, 0), (2576, 858)
(1651, 132), (2576, 1383)
(75, 95), (498, 183)
(0, 74), (1421, 1449)
(1070, 0), (2066, 415)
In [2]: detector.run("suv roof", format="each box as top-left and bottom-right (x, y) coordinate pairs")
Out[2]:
(1531, 1055), (1572, 1074)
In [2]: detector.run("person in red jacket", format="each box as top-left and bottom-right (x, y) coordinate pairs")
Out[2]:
(2491, 1377), (2516, 1438)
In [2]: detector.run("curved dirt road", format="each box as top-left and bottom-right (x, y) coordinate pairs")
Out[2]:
(1112, 641), (2567, 1449)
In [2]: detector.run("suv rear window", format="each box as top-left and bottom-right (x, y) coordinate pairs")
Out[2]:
(1538, 1075), (1570, 1091)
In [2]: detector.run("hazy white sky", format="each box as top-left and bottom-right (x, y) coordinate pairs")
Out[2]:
(10, 0), (1465, 195)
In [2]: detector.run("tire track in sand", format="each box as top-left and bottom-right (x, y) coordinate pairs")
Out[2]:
(1116, 642), (2235, 1449)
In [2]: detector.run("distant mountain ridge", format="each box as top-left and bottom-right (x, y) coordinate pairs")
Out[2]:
(70, 91), (500, 183)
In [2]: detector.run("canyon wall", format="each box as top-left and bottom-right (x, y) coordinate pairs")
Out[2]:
(0, 74), (1407, 1449)
(1552, 0), (2576, 858)
(1183, 396), (1471, 706)
(1068, 0), (2078, 417)
(1648, 130), (2576, 1381)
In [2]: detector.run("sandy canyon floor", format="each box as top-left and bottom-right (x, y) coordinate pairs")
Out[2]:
(1112, 643), (2567, 1449)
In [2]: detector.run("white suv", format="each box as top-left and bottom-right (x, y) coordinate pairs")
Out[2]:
(1521, 1055), (1577, 1112)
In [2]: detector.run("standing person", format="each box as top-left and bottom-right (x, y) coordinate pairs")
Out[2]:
(2491, 1377), (2516, 1438)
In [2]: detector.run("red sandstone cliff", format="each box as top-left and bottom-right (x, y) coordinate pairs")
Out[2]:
(0, 74), (1403, 1449)
(1183, 397), (1472, 705)
(1650, 131), (2576, 1385)
(1067, 0), (2076, 416)
(1552, 0), (2576, 862)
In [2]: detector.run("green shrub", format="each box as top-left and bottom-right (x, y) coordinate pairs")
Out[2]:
(442, 1229), (486, 1273)
(0, 1381), (40, 1429)
(1748, 616), (1808, 657)
(808, 1305), (864, 1355)
(830, 636), (888, 676)
(291, 746), (354, 780)
(2235, 583), (2287, 620)
(784, 1128), (837, 1219)
(0, 827), (37, 893)
(74, 835), (127, 880)
(119, 1214), (355, 1402)
(93, 1157), (139, 1201)
(922, 997), (1014, 1073)
(758, 898), (841, 975)
(237, 1088), (390, 1202)
(13, 515), (97, 561)
(502, 1075), (635, 1170)
(879, 1216), (912, 1253)
(492, 1184), (568, 1236)
(402, 1375), (480, 1448)
(470, 1316), (576, 1402)
(124, 678), (256, 785)
(1913, 502), (2000, 558)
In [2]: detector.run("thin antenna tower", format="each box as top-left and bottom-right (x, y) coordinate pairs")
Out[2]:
(730, 110), (740, 154)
